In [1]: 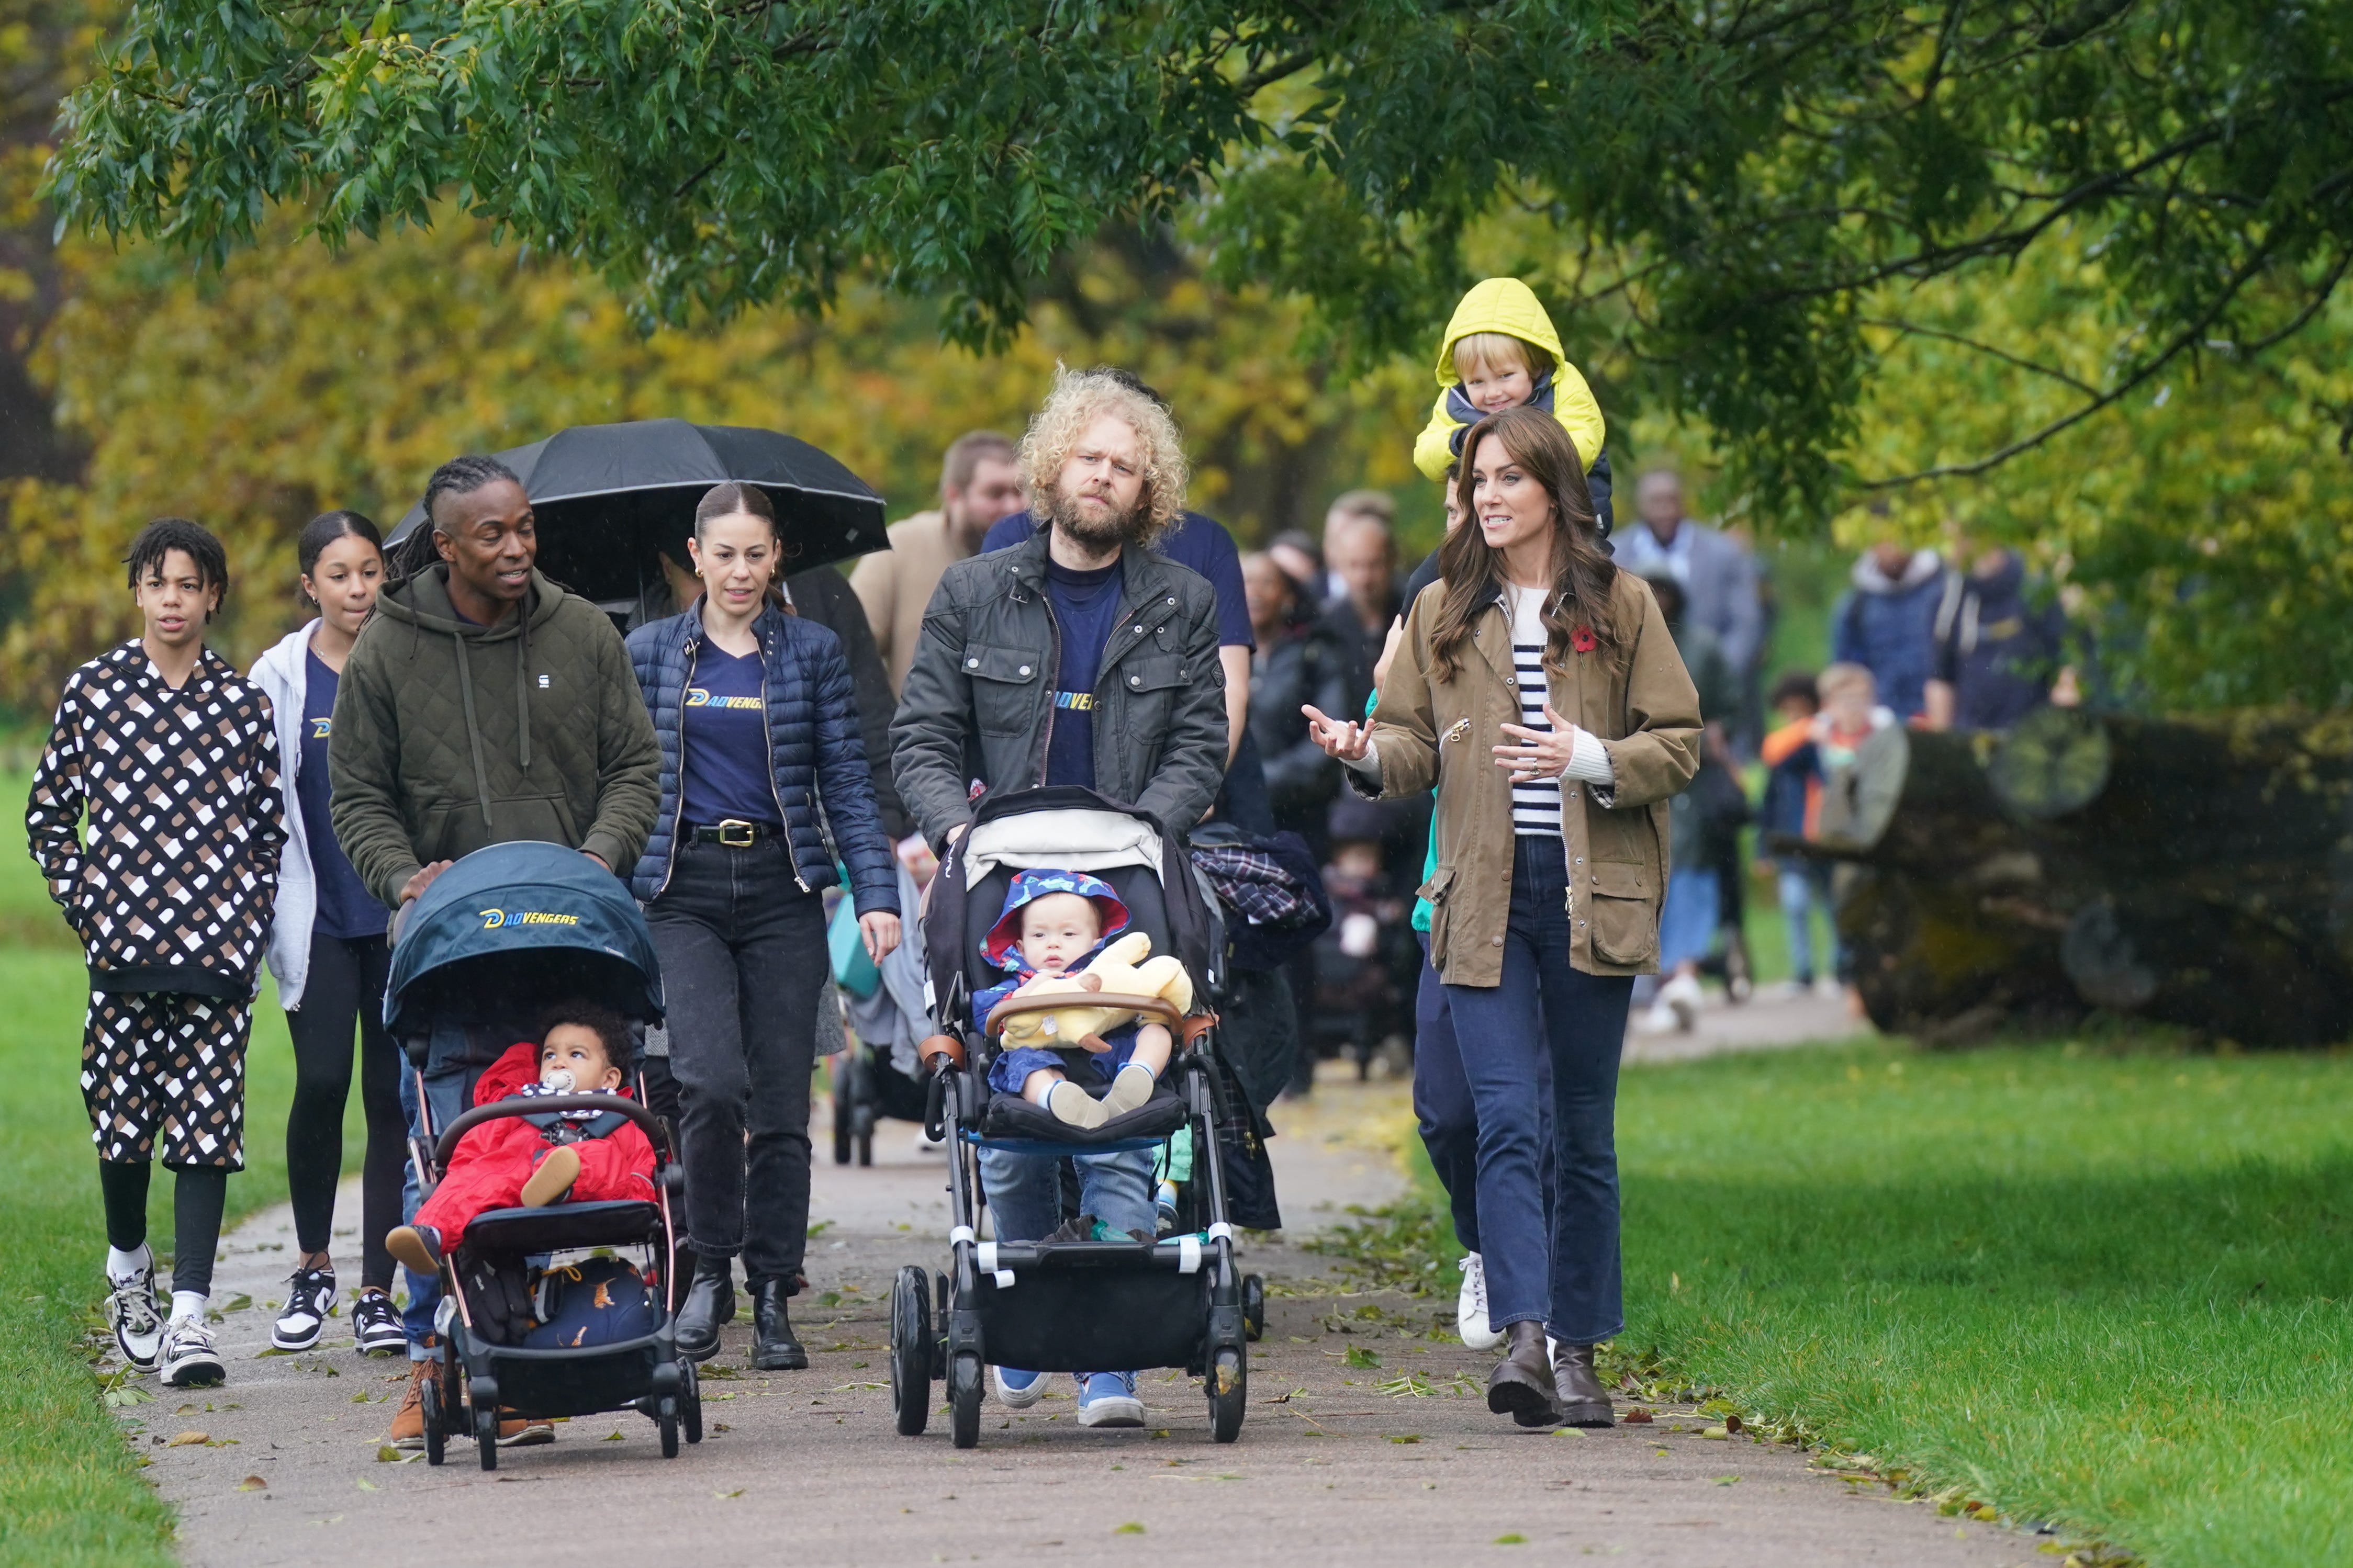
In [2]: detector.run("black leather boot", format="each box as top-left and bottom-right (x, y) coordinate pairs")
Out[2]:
(748, 1277), (807, 1371)
(674, 1253), (735, 1363)
(1485, 1319), (1561, 1428)
(1551, 1341), (1616, 1427)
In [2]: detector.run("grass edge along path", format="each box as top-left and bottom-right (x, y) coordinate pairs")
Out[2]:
(1315, 1034), (2353, 1568)
(0, 948), (307, 1568)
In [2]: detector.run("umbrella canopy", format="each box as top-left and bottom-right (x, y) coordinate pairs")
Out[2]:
(386, 420), (887, 608)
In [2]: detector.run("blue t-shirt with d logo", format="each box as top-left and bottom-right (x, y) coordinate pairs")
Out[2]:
(680, 645), (781, 827)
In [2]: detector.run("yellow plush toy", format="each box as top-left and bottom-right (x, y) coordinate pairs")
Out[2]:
(989, 931), (1194, 1052)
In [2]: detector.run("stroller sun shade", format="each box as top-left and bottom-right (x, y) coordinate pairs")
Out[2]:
(385, 841), (664, 1037)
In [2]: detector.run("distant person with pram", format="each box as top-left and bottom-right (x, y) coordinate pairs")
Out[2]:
(892, 365), (1227, 1428)
(626, 481), (901, 1373)
(330, 454), (662, 1449)
(1305, 407), (1700, 1430)
(28, 519), (286, 1389)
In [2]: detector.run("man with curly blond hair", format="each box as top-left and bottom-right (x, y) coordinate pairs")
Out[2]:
(890, 365), (1228, 849)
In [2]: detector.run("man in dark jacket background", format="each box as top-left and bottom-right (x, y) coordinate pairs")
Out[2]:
(888, 365), (1226, 1431)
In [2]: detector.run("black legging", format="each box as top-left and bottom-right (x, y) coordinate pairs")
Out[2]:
(99, 1159), (228, 1298)
(284, 931), (403, 1290)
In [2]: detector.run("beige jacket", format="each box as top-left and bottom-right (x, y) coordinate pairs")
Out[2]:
(1362, 571), (1702, 985)
(848, 509), (973, 694)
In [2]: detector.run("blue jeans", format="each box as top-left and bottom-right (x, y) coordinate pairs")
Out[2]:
(396, 1057), (472, 1358)
(1442, 836), (1635, 1343)
(977, 1144), (1156, 1243)
(1775, 861), (1839, 984)
(1657, 867), (1721, 970)
(1412, 932), (1552, 1259)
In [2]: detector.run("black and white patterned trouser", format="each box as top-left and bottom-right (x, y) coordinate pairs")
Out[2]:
(81, 990), (251, 1168)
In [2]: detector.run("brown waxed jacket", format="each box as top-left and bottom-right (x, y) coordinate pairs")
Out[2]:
(1359, 571), (1702, 985)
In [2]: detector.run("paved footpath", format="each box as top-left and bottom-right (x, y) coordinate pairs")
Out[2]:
(137, 1043), (2026, 1568)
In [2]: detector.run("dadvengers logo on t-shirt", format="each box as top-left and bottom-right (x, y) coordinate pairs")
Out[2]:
(685, 688), (763, 710)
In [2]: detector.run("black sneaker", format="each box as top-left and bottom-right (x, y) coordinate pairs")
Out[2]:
(105, 1263), (164, 1372)
(271, 1266), (337, 1351)
(351, 1291), (406, 1356)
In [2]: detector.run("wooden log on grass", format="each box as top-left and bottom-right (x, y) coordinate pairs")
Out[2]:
(1786, 706), (2353, 1046)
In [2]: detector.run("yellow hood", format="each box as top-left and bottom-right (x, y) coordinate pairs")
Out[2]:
(1432, 278), (1566, 387)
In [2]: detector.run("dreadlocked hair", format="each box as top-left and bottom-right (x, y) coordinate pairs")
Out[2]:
(393, 454), (523, 581)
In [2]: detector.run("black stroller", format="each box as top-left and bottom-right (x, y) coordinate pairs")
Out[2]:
(388, 842), (700, 1470)
(889, 787), (1261, 1448)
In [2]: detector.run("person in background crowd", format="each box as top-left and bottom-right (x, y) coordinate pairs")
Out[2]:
(1756, 670), (1844, 1000)
(850, 430), (1026, 694)
(1638, 574), (1739, 1035)
(248, 512), (407, 1361)
(29, 519), (286, 1391)
(893, 365), (1227, 1431)
(1240, 551), (1349, 859)
(1323, 511), (1402, 709)
(334, 453), (660, 1450)
(1319, 489), (1396, 604)
(1832, 538), (1952, 723)
(1267, 529), (1324, 599)
(1612, 469), (1763, 745)
(1924, 545), (2080, 732)
(629, 482), (900, 1373)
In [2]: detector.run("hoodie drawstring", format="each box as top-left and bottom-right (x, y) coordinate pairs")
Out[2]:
(516, 593), (533, 773)
(451, 633), (496, 830)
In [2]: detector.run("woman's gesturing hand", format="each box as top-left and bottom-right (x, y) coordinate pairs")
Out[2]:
(859, 910), (902, 964)
(1302, 704), (1372, 763)
(1495, 703), (1578, 785)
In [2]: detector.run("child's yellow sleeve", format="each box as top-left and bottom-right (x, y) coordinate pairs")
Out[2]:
(1551, 360), (1606, 472)
(1412, 390), (1459, 480)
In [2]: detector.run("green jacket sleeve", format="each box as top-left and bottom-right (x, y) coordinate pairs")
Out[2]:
(328, 622), (427, 907)
(581, 621), (661, 877)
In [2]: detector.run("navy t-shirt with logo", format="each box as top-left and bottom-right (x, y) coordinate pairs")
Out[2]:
(680, 645), (782, 827)
(299, 648), (388, 940)
(1043, 557), (1123, 788)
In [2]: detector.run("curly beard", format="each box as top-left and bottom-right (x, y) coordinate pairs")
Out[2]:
(1039, 482), (1151, 552)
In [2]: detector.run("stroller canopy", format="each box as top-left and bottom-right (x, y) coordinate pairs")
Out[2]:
(386, 841), (663, 1037)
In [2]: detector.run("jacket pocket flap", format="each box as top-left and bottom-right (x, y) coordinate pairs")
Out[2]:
(1118, 654), (1186, 692)
(960, 643), (1044, 684)
(1415, 865), (1456, 904)
(1589, 861), (1650, 899)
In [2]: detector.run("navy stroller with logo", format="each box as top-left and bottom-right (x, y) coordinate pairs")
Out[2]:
(390, 842), (699, 1469)
(888, 787), (1262, 1448)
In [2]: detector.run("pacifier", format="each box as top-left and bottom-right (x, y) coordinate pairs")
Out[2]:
(543, 1067), (577, 1092)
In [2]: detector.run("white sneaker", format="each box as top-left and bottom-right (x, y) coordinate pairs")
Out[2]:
(993, 1366), (1051, 1408)
(271, 1265), (337, 1351)
(1660, 972), (1705, 1031)
(105, 1264), (164, 1372)
(1075, 1371), (1145, 1428)
(158, 1315), (226, 1387)
(1456, 1254), (1502, 1351)
(1814, 975), (1847, 1001)
(1637, 998), (1683, 1035)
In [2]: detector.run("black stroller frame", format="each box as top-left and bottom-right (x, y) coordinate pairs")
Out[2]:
(385, 842), (704, 1471)
(887, 787), (1261, 1448)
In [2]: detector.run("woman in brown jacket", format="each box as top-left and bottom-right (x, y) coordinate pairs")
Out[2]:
(1306, 408), (1701, 1428)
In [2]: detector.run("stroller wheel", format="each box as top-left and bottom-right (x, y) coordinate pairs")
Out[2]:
(889, 1266), (932, 1437)
(474, 1407), (499, 1472)
(657, 1395), (681, 1459)
(948, 1350), (983, 1450)
(1242, 1274), (1266, 1343)
(1207, 1345), (1247, 1445)
(680, 1359), (703, 1444)
(421, 1376), (446, 1467)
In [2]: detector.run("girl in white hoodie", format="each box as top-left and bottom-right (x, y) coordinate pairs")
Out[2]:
(249, 511), (405, 1358)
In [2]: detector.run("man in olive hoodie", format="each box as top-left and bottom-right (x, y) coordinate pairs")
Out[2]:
(329, 455), (660, 918)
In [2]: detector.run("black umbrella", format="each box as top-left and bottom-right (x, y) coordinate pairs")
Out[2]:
(385, 420), (888, 607)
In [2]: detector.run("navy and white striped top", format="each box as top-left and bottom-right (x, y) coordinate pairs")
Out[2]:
(1506, 587), (1560, 837)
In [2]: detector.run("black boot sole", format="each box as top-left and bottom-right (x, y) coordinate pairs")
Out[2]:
(1559, 1399), (1615, 1427)
(750, 1343), (808, 1371)
(1486, 1375), (1563, 1428)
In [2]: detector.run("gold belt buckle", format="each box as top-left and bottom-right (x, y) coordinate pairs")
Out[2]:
(716, 818), (757, 848)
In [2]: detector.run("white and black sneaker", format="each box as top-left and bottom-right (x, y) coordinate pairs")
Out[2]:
(1457, 1253), (1503, 1352)
(271, 1266), (338, 1351)
(105, 1262), (165, 1372)
(351, 1290), (406, 1356)
(158, 1315), (227, 1387)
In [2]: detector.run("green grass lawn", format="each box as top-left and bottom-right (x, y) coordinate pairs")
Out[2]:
(0, 830), (306, 1566)
(1359, 1036), (2353, 1567)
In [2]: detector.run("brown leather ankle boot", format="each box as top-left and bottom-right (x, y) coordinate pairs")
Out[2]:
(1551, 1341), (1615, 1427)
(1485, 1319), (1562, 1427)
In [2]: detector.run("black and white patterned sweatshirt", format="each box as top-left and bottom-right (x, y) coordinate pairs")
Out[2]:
(26, 642), (286, 997)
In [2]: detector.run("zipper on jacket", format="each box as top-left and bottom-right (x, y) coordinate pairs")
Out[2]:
(650, 634), (701, 903)
(759, 623), (812, 893)
(1034, 591), (1063, 788)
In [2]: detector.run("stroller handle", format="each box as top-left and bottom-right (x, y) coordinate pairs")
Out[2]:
(431, 1092), (666, 1166)
(982, 991), (1187, 1039)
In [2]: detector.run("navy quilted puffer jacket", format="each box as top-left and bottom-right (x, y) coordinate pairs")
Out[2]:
(625, 602), (899, 915)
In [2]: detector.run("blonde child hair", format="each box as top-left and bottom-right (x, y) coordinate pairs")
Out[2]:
(1816, 662), (1877, 705)
(1451, 330), (1559, 384)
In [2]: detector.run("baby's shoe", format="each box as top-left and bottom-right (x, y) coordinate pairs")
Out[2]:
(1101, 1062), (1157, 1118)
(1047, 1080), (1108, 1129)
(385, 1225), (444, 1276)
(521, 1144), (581, 1207)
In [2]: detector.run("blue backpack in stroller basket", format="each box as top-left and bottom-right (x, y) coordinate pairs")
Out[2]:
(889, 786), (1266, 1448)
(388, 841), (701, 1471)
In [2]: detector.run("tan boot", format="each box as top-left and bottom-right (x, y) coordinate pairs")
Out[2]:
(387, 1353), (436, 1450)
(521, 1144), (581, 1207)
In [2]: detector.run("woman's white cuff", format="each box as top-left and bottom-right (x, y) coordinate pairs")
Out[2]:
(1344, 737), (1383, 780)
(1564, 727), (1615, 785)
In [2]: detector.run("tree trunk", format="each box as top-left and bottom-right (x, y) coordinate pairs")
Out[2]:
(1787, 706), (2353, 1046)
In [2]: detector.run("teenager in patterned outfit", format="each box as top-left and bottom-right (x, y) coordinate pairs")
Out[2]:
(26, 519), (286, 1388)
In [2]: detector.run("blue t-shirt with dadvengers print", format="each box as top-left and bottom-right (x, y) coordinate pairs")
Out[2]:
(299, 648), (389, 939)
(1043, 556), (1123, 788)
(679, 644), (782, 827)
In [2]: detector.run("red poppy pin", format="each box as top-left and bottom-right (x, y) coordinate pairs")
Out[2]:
(1570, 626), (1599, 654)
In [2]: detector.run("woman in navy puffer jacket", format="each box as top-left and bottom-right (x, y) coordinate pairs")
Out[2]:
(626, 482), (900, 1373)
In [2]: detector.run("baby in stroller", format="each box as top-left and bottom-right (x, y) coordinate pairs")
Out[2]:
(973, 871), (1180, 1130)
(386, 1002), (657, 1274)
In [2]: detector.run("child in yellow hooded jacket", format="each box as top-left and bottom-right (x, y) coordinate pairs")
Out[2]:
(1413, 278), (1612, 533)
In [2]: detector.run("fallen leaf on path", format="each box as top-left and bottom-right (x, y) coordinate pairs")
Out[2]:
(354, 1479), (377, 1492)
(1113, 1522), (1145, 1535)
(167, 1430), (208, 1447)
(1493, 1533), (1526, 1545)
(1700, 1426), (1731, 1439)
(1715, 1475), (1741, 1486)
(601, 1431), (624, 1441)
(237, 1476), (267, 1491)
(375, 1446), (401, 1462)
(1624, 1408), (1653, 1423)
(713, 1489), (743, 1499)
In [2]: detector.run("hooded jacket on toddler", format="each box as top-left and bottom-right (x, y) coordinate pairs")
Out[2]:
(1413, 278), (1608, 483)
(412, 1040), (656, 1250)
(974, 870), (1145, 1098)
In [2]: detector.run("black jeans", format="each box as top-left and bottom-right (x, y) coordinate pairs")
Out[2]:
(284, 931), (402, 1288)
(648, 837), (827, 1285)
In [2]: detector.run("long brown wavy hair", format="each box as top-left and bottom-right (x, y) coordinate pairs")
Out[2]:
(1428, 407), (1619, 683)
